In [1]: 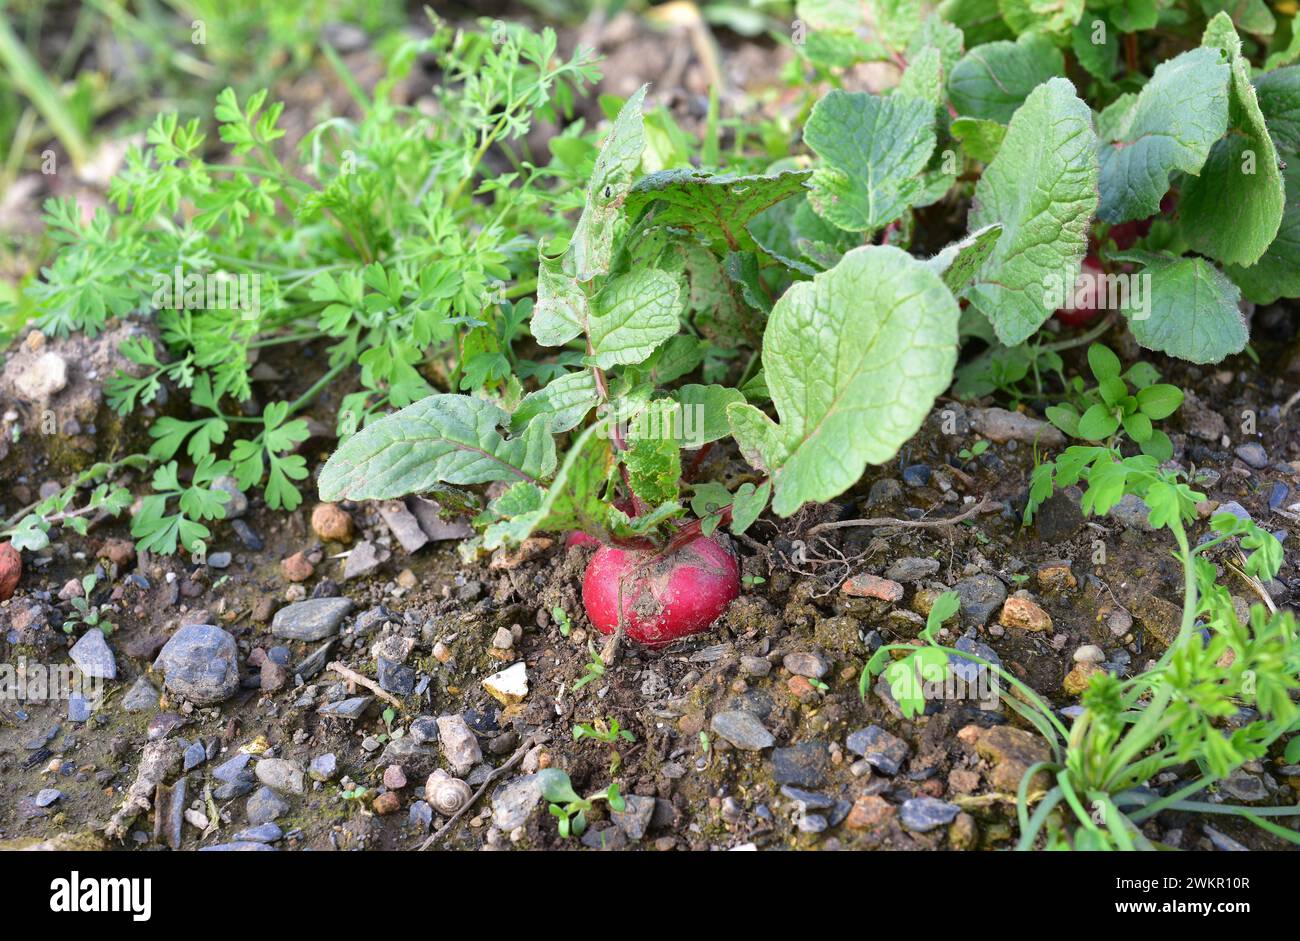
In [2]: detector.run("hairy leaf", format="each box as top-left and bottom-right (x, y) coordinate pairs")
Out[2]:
(803, 89), (937, 234)
(948, 32), (1063, 124)
(727, 245), (959, 516)
(319, 394), (556, 501)
(1097, 48), (1230, 224)
(966, 78), (1099, 346)
(1179, 15), (1286, 267)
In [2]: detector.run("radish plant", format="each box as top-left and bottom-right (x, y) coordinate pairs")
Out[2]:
(320, 84), (971, 648)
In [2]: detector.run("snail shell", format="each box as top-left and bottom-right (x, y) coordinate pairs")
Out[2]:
(426, 769), (473, 816)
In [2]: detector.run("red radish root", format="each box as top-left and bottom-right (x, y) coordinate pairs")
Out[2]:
(0, 542), (20, 601)
(583, 532), (740, 648)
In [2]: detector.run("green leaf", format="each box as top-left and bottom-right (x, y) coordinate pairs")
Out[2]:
(569, 85), (648, 282)
(1121, 252), (1248, 364)
(966, 78), (1100, 346)
(1140, 428), (1173, 462)
(730, 481), (771, 536)
(1071, 12), (1118, 82)
(907, 13), (966, 77)
(1077, 403), (1119, 440)
(1179, 15), (1286, 267)
(896, 45), (945, 107)
(482, 424), (617, 549)
(948, 32), (1064, 124)
(951, 116), (1006, 163)
(1225, 68), (1300, 303)
(998, 0), (1083, 36)
(1045, 403), (1081, 437)
(939, 0), (1014, 46)
(1096, 47), (1230, 224)
(803, 89), (937, 234)
(1087, 343), (1122, 382)
(1226, 160), (1300, 303)
(1135, 383), (1184, 420)
(625, 168), (812, 252)
(727, 245), (959, 516)
(673, 384), (747, 447)
(531, 247), (589, 347)
(537, 768), (583, 804)
(318, 394), (557, 501)
(1123, 412), (1153, 443)
(923, 223), (1003, 293)
(624, 407), (681, 506)
(587, 268), (683, 369)
(511, 370), (600, 435)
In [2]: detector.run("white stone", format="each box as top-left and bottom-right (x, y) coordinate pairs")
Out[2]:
(483, 661), (528, 705)
(15, 351), (68, 401)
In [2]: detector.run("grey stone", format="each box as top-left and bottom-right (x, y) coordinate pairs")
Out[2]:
(783, 651), (829, 679)
(437, 714), (483, 776)
(710, 711), (775, 751)
(1109, 493), (1157, 532)
(901, 464), (931, 487)
(885, 557), (941, 583)
(612, 794), (657, 841)
(780, 786), (834, 810)
(409, 716), (440, 744)
(69, 629), (116, 680)
(154, 624), (240, 704)
(970, 407), (1065, 447)
(1203, 825), (1249, 852)
(309, 753), (338, 782)
(953, 574), (1007, 627)
(739, 656), (771, 677)
(580, 826), (628, 850)
(845, 725), (909, 775)
(231, 823), (282, 843)
(211, 476), (248, 518)
(207, 551), (232, 570)
(343, 540), (385, 580)
(214, 776), (255, 800)
(34, 788), (62, 807)
(1217, 500), (1252, 523)
(317, 695), (372, 720)
(182, 741), (207, 772)
(1235, 442), (1269, 469)
(212, 753), (253, 783)
(491, 774), (542, 830)
(771, 742), (829, 788)
(409, 800), (434, 832)
(377, 656), (416, 695)
(900, 797), (959, 832)
(255, 758), (305, 794)
(379, 502), (429, 554)
(200, 841), (277, 852)
(67, 694), (91, 722)
(271, 597), (354, 642)
(379, 736), (440, 779)
(245, 787), (290, 826)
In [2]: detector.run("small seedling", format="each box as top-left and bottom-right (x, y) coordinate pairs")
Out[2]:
(571, 640), (606, 692)
(741, 574), (766, 588)
(572, 717), (635, 745)
(957, 439), (990, 462)
(61, 573), (117, 636)
(552, 605), (572, 638)
(537, 768), (624, 840)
